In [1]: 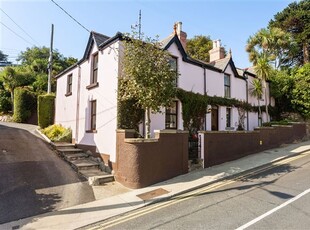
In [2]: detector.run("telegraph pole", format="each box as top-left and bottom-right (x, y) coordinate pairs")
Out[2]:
(138, 10), (141, 39)
(47, 24), (54, 94)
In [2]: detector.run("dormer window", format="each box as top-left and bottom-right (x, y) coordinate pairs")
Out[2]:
(169, 56), (178, 86)
(91, 52), (98, 84)
(87, 52), (99, 89)
(224, 74), (231, 98)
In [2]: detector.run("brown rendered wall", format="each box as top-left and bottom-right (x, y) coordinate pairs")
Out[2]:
(201, 123), (307, 168)
(115, 130), (188, 189)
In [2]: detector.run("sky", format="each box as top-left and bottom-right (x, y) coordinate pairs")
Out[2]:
(0, 0), (294, 68)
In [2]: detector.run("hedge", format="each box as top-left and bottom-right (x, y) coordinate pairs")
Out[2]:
(38, 94), (55, 128)
(0, 90), (12, 113)
(13, 87), (36, 123)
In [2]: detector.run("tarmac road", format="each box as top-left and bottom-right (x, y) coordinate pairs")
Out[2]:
(97, 150), (310, 230)
(0, 122), (95, 224)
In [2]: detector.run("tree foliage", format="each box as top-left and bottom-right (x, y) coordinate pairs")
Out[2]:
(0, 50), (10, 63)
(269, 0), (310, 65)
(246, 27), (295, 69)
(249, 78), (263, 120)
(291, 63), (310, 118)
(119, 29), (177, 137)
(187, 35), (213, 62)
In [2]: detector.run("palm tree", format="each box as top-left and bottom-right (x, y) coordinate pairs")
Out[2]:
(254, 53), (273, 122)
(246, 27), (293, 69)
(249, 78), (263, 125)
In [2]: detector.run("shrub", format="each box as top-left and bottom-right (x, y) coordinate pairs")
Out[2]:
(38, 94), (55, 128)
(42, 124), (72, 142)
(13, 87), (36, 123)
(0, 90), (12, 113)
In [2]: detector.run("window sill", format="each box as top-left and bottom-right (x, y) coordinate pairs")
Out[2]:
(86, 130), (97, 133)
(65, 92), (72, 97)
(86, 82), (99, 90)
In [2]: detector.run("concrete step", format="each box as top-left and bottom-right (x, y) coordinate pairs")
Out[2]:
(65, 152), (88, 161)
(79, 169), (115, 185)
(71, 159), (100, 171)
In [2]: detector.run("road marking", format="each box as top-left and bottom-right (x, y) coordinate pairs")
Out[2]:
(86, 151), (310, 230)
(236, 188), (310, 230)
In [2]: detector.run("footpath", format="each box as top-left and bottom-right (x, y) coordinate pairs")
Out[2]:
(2, 139), (310, 230)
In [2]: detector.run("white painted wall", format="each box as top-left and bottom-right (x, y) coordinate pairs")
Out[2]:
(55, 68), (79, 139)
(56, 40), (120, 162)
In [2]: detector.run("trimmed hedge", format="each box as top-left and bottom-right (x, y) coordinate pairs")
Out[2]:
(13, 87), (36, 123)
(38, 94), (55, 128)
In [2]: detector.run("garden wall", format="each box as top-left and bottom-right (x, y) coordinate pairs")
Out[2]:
(115, 129), (188, 189)
(199, 123), (307, 168)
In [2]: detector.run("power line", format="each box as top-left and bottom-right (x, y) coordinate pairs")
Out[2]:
(0, 21), (35, 46)
(0, 8), (39, 45)
(50, 0), (90, 33)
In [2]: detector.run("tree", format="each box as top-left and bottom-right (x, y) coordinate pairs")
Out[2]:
(17, 47), (77, 75)
(0, 66), (34, 112)
(187, 35), (213, 62)
(254, 53), (273, 122)
(17, 47), (77, 93)
(270, 69), (295, 119)
(249, 78), (263, 124)
(119, 30), (177, 138)
(246, 27), (295, 69)
(291, 63), (310, 118)
(0, 50), (9, 62)
(269, 0), (310, 65)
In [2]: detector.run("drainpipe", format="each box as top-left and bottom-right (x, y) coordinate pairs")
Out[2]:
(75, 65), (81, 143)
(204, 67), (207, 130)
(245, 72), (249, 131)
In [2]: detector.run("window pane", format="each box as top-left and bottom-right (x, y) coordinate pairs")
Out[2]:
(169, 57), (177, 72)
(165, 101), (178, 129)
(90, 100), (96, 130)
(226, 108), (231, 127)
(224, 74), (230, 86)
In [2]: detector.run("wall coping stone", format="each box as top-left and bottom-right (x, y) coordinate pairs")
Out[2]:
(124, 138), (159, 143)
(198, 130), (260, 134)
(154, 129), (189, 134)
(116, 129), (136, 133)
(271, 125), (293, 128)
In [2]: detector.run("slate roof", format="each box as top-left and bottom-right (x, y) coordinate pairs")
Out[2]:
(92, 31), (110, 46)
(209, 57), (230, 71)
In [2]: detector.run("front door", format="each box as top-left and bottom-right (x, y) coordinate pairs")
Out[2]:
(211, 106), (218, 131)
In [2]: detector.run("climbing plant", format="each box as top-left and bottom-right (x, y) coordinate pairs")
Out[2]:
(177, 89), (254, 132)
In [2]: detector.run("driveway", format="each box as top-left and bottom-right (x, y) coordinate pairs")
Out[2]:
(0, 122), (95, 224)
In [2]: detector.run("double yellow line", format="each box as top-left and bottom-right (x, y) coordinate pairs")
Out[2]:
(85, 151), (310, 230)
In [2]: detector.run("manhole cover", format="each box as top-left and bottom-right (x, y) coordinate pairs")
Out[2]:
(137, 188), (169, 201)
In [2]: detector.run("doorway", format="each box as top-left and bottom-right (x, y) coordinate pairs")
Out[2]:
(211, 106), (218, 131)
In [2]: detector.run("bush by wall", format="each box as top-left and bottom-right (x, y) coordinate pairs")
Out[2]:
(13, 87), (36, 123)
(42, 124), (72, 142)
(38, 94), (55, 128)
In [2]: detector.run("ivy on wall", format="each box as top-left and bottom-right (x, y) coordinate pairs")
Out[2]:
(177, 89), (260, 132)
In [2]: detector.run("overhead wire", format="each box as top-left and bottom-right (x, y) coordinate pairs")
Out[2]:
(50, 0), (90, 33)
(0, 8), (39, 45)
(0, 21), (35, 47)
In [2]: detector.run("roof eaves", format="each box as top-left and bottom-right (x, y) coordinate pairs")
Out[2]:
(54, 59), (83, 79)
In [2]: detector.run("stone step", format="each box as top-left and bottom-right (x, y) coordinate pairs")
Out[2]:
(53, 142), (76, 149)
(71, 159), (100, 171)
(58, 148), (84, 154)
(65, 152), (88, 161)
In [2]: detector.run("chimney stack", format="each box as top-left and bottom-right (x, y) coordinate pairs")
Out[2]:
(174, 22), (187, 50)
(209, 39), (225, 62)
